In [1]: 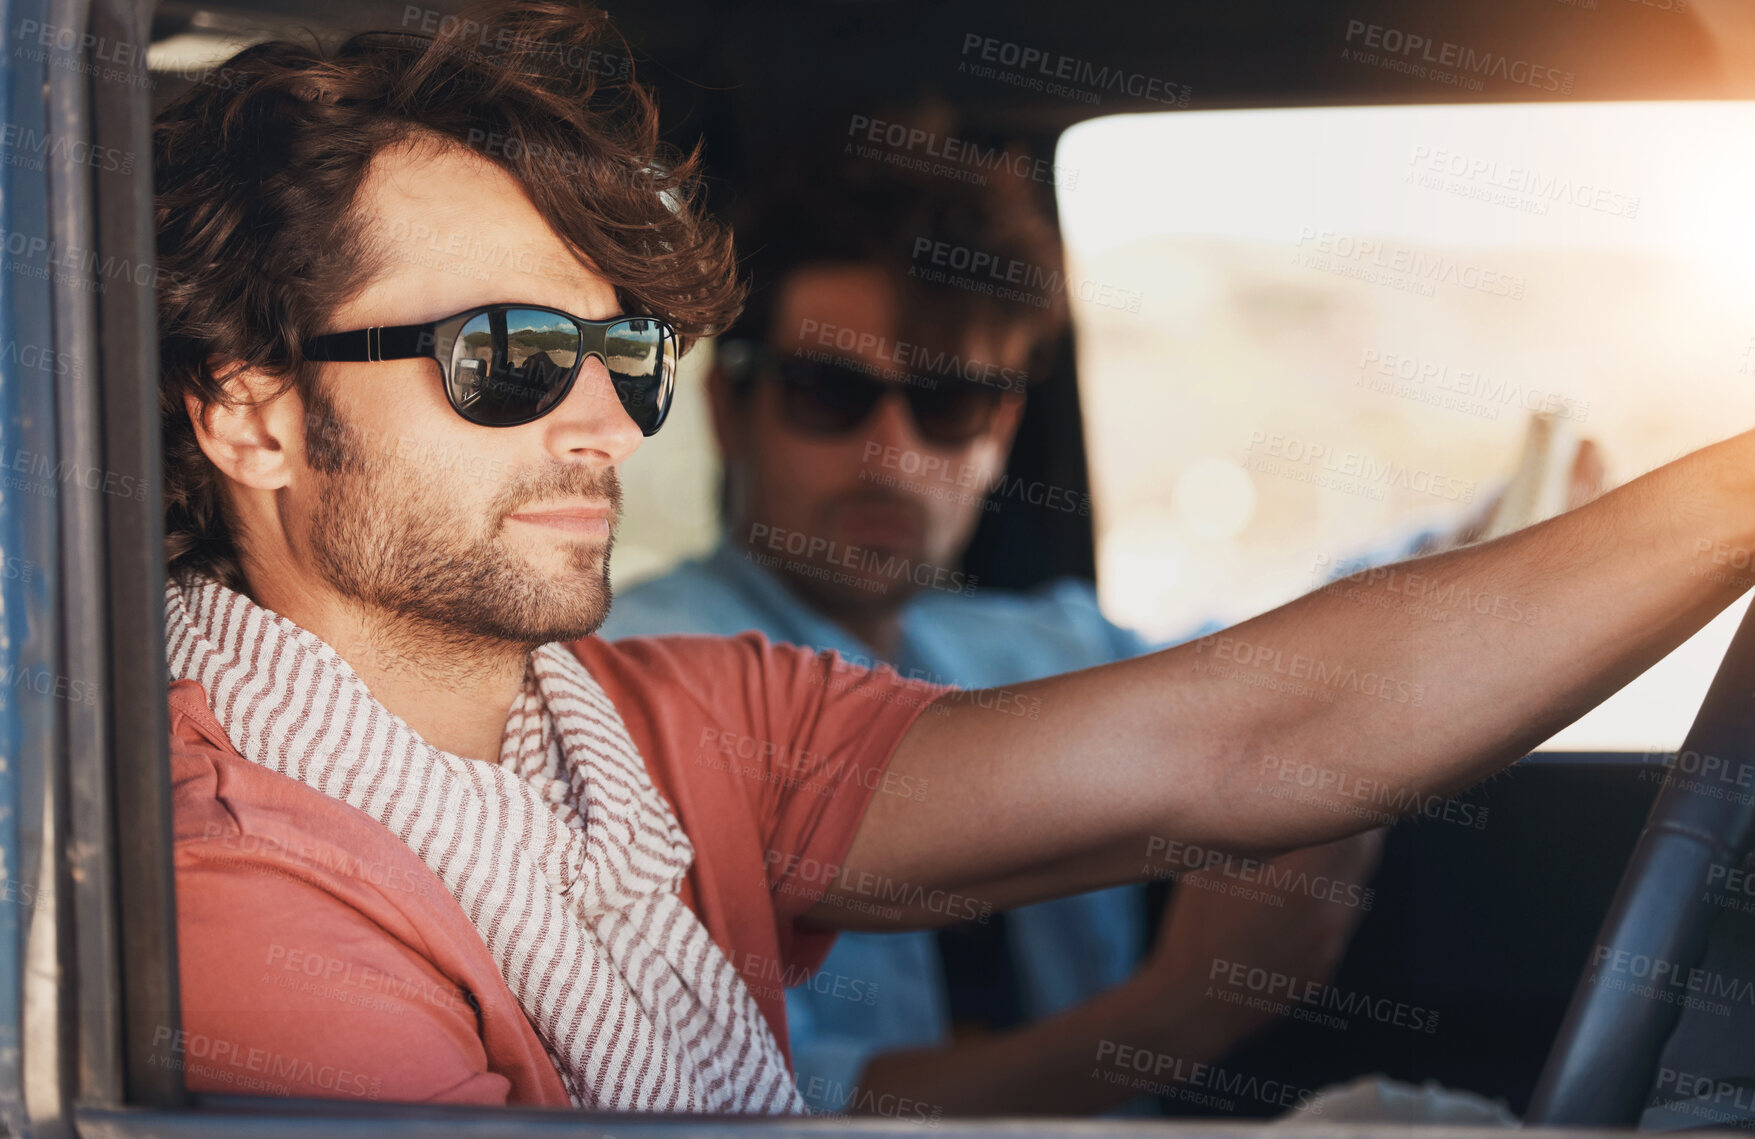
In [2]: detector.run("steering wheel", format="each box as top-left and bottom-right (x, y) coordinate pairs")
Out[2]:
(1526, 602), (1755, 1125)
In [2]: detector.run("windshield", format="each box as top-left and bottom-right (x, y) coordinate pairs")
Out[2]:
(1059, 101), (1755, 751)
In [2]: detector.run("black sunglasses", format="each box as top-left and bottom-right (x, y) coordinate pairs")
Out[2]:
(721, 342), (1007, 446)
(303, 303), (679, 435)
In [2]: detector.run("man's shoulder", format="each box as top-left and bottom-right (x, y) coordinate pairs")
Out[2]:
(565, 629), (924, 728)
(567, 627), (785, 681)
(166, 680), (445, 905)
(930, 576), (1107, 620)
(163, 682), (571, 1105)
(905, 576), (1148, 674)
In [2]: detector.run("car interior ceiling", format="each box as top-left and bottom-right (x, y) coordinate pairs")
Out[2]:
(123, 0), (1755, 1126)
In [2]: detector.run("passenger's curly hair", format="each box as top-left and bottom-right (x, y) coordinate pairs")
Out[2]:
(154, 0), (740, 590)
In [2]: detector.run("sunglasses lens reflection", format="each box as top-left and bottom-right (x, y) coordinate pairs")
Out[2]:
(449, 308), (577, 426)
(447, 309), (675, 432)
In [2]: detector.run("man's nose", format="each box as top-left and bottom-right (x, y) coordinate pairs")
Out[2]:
(541, 357), (644, 465)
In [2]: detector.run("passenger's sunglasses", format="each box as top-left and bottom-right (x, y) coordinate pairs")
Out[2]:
(303, 304), (678, 435)
(721, 342), (1007, 446)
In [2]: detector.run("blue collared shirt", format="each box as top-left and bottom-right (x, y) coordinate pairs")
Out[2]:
(601, 542), (1181, 1112)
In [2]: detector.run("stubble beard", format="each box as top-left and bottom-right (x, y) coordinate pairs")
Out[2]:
(304, 390), (620, 651)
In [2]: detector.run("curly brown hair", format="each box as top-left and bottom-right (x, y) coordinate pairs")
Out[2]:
(155, 0), (741, 591)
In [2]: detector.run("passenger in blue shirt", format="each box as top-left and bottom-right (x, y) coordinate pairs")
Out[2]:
(602, 150), (1380, 1116)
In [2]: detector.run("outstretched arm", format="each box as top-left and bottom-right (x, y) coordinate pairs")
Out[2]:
(814, 429), (1754, 927)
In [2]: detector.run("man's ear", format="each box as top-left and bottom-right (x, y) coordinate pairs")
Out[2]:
(184, 366), (305, 492)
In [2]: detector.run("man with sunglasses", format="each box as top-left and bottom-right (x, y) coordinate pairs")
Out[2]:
(601, 150), (1379, 1117)
(159, 1), (1755, 1118)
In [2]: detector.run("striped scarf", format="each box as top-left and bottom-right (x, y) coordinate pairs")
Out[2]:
(165, 574), (804, 1114)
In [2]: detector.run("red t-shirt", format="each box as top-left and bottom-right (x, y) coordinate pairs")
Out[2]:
(162, 632), (947, 1107)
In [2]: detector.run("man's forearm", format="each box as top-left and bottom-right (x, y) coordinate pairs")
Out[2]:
(829, 429), (1755, 923)
(1170, 429), (1752, 853)
(852, 962), (1255, 1116)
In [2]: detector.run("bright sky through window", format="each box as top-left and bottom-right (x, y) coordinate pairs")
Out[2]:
(1057, 102), (1755, 752)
